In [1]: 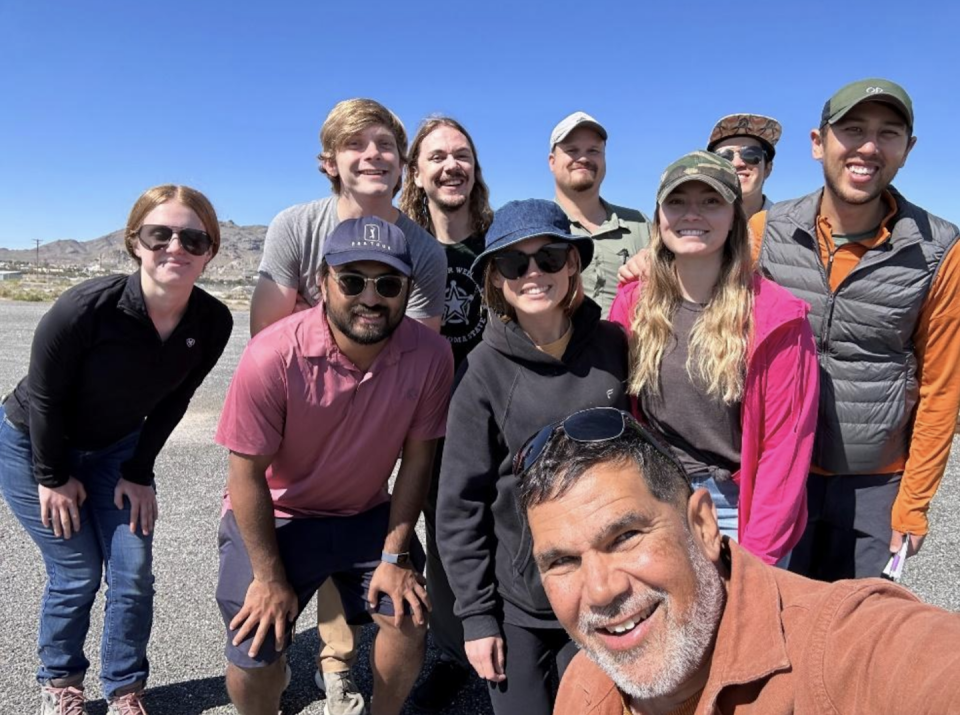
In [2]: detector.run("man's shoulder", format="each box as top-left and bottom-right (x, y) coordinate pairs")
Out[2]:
(555, 651), (622, 715)
(270, 196), (337, 232)
(396, 214), (445, 257)
(603, 199), (650, 226)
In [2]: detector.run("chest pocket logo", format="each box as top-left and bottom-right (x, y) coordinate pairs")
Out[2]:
(186, 338), (196, 348)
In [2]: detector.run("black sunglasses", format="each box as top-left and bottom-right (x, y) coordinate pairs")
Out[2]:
(492, 242), (571, 280)
(335, 271), (407, 299)
(712, 146), (765, 166)
(137, 225), (213, 256)
(513, 407), (684, 478)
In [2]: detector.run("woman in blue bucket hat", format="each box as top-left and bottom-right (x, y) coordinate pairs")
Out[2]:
(436, 199), (629, 714)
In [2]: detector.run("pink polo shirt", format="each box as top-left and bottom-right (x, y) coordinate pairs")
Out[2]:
(216, 305), (454, 518)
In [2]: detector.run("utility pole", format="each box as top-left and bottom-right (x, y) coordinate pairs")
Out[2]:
(32, 239), (42, 274)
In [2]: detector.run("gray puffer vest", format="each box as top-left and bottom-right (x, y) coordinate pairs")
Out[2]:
(759, 188), (959, 473)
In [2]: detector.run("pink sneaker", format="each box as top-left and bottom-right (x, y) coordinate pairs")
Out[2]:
(106, 690), (148, 715)
(39, 685), (88, 715)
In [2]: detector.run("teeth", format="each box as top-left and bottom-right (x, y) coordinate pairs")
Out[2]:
(610, 619), (637, 634)
(601, 602), (656, 635)
(678, 230), (705, 236)
(523, 287), (547, 295)
(849, 165), (876, 176)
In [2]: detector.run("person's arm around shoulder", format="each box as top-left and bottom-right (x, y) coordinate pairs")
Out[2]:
(404, 226), (447, 332)
(891, 238), (960, 554)
(226, 450), (297, 658)
(250, 278), (299, 337)
(739, 310), (819, 564)
(251, 206), (310, 337)
(608, 280), (641, 329)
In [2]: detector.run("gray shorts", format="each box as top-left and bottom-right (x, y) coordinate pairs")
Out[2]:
(215, 501), (425, 668)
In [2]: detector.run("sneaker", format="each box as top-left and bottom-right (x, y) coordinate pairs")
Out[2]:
(39, 685), (88, 715)
(410, 659), (470, 713)
(106, 690), (148, 715)
(316, 670), (366, 715)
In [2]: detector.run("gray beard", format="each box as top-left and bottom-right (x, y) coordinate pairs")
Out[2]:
(578, 533), (725, 702)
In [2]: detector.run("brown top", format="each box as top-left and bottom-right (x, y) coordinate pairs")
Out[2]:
(749, 193), (960, 536)
(555, 541), (960, 715)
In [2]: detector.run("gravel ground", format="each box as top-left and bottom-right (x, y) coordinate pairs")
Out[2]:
(1, 300), (958, 712)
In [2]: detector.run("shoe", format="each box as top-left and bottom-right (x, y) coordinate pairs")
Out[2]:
(106, 690), (148, 715)
(411, 659), (470, 712)
(39, 685), (88, 715)
(316, 670), (366, 715)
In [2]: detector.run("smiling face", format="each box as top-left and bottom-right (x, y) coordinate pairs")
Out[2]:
(324, 124), (403, 201)
(711, 136), (771, 202)
(491, 236), (577, 320)
(528, 460), (725, 701)
(413, 125), (476, 213)
(133, 200), (212, 291)
(320, 260), (408, 346)
(657, 181), (735, 264)
(813, 102), (916, 208)
(550, 126), (607, 194)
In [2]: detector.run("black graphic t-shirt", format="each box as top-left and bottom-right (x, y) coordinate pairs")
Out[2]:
(441, 234), (487, 368)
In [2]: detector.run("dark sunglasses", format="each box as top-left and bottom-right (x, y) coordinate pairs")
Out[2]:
(137, 225), (213, 256)
(513, 407), (684, 478)
(335, 271), (407, 299)
(712, 145), (766, 166)
(492, 242), (571, 280)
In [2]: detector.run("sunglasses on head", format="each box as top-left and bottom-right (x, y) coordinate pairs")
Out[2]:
(492, 242), (571, 280)
(712, 145), (766, 166)
(334, 271), (407, 299)
(513, 407), (685, 478)
(137, 225), (213, 256)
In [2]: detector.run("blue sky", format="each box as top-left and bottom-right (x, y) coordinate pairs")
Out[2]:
(2, 0), (958, 249)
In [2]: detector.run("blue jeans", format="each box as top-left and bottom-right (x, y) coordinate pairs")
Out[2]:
(690, 472), (740, 541)
(0, 405), (154, 698)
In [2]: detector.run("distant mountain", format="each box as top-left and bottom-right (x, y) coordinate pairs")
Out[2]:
(0, 221), (268, 279)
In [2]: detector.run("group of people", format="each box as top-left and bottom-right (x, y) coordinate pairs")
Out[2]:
(2, 76), (960, 715)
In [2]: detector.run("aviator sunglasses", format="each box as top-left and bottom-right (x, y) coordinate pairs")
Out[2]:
(711, 145), (766, 166)
(137, 225), (213, 256)
(334, 271), (407, 299)
(513, 407), (686, 478)
(492, 242), (572, 280)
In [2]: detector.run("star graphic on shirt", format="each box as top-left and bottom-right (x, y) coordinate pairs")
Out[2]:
(443, 280), (474, 326)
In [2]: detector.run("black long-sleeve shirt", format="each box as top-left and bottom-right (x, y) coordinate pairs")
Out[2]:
(4, 272), (233, 487)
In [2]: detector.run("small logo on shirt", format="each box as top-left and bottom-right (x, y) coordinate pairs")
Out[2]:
(186, 338), (196, 348)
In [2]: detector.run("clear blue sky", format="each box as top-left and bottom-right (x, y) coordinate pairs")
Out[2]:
(2, 0), (959, 249)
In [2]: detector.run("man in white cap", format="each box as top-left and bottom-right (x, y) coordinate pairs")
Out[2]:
(707, 113), (782, 218)
(549, 111), (650, 315)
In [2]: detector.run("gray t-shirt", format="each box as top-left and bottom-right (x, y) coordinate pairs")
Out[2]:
(258, 196), (447, 320)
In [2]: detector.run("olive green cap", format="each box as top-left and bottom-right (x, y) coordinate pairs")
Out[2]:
(656, 151), (742, 205)
(821, 78), (913, 130)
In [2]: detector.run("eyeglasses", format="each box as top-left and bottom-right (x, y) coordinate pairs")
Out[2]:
(492, 243), (571, 280)
(137, 225), (213, 256)
(712, 146), (766, 166)
(513, 407), (684, 478)
(334, 271), (407, 299)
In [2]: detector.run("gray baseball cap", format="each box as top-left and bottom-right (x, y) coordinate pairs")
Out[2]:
(550, 111), (607, 148)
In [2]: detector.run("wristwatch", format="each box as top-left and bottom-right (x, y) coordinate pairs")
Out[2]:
(381, 551), (410, 566)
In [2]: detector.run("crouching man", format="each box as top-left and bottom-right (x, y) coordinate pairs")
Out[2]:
(215, 217), (454, 715)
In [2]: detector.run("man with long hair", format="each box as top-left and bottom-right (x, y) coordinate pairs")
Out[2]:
(398, 116), (493, 711)
(549, 111), (650, 315)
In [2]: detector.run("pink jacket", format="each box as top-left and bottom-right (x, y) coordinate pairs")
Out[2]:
(609, 276), (818, 564)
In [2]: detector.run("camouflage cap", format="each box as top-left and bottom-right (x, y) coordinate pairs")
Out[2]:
(821, 78), (913, 130)
(707, 114), (782, 159)
(656, 151), (742, 206)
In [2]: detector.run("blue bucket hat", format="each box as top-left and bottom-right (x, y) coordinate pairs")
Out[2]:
(471, 199), (594, 277)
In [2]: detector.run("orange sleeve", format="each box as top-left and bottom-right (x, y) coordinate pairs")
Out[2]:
(748, 211), (767, 266)
(892, 238), (960, 535)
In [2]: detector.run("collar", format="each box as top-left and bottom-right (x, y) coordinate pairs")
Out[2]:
(816, 189), (899, 251)
(300, 302), (419, 370)
(698, 541), (791, 710)
(115, 270), (199, 327)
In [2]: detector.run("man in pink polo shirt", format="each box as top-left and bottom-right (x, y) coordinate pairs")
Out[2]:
(214, 216), (454, 715)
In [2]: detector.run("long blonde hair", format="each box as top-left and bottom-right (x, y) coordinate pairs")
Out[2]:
(628, 198), (754, 404)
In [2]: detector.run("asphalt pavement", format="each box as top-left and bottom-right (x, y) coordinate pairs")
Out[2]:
(1, 300), (958, 713)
